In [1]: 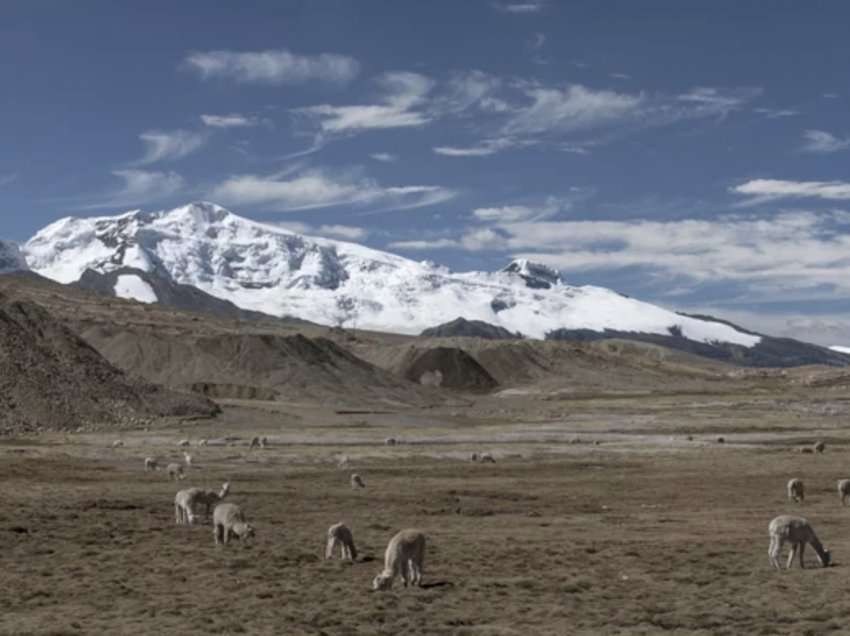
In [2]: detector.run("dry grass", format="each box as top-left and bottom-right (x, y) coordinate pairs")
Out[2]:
(5, 413), (850, 635)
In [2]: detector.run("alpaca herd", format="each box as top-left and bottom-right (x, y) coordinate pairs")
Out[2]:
(136, 437), (427, 590)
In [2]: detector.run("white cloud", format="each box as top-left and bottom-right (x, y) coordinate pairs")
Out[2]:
(610, 73), (631, 80)
(503, 84), (643, 136)
(275, 221), (369, 241)
(433, 137), (519, 157)
(210, 168), (455, 212)
(135, 129), (206, 165)
(183, 49), (359, 84)
(370, 152), (397, 162)
(296, 72), (433, 133)
(494, 1), (546, 13)
(388, 238), (460, 250)
(201, 114), (261, 128)
(801, 129), (850, 153)
(472, 196), (571, 222)
(753, 107), (798, 119)
(80, 169), (184, 209)
(732, 179), (850, 204)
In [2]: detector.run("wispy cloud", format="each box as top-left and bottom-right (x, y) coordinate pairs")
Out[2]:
(210, 167), (455, 212)
(0, 173), (17, 187)
(493, 1), (546, 13)
(296, 72), (433, 133)
(801, 129), (850, 153)
(201, 114), (261, 128)
(433, 137), (519, 157)
(135, 129), (206, 165)
(370, 153), (398, 162)
(753, 107), (798, 119)
(472, 196), (573, 222)
(81, 169), (185, 209)
(388, 238), (460, 250)
(732, 179), (850, 204)
(502, 84), (643, 136)
(274, 221), (369, 241)
(183, 49), (359, 84)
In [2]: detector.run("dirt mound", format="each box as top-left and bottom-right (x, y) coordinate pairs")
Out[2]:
(397, 347), (498, 391)
(79, 325), (435, 407)
(420, 317), (521, 340)
(0, 293), (218, 434)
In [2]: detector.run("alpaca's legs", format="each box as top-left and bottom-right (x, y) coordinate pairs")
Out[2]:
(786, 544), (797, 569)
(798, 542), (806, 568)
(768, 536), (781, 570)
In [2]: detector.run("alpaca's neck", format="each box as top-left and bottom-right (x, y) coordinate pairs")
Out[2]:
(809, 533), (828, 562)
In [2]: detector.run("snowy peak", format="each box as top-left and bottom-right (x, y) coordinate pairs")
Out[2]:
(23, 202), (761, 349)
(501, 259), (561, 289)
(0, 240), (29, 274)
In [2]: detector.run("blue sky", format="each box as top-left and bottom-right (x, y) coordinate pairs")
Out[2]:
(4, 1), (850, 342)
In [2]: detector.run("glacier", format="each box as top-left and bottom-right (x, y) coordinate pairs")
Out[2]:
(22, 201), (760, 346)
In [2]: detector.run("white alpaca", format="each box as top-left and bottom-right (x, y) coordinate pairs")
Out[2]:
(213, 503), (255, 545)
(183, 452), (193, 467)
(838, 479), (850, 505)
(787, 478), (805, 503)
(768, 515), (830, 570)
(111, 440), (124, 448)
(350, 473), (365, 489)
(166, 463), (185, 481)
(372, 529), (426, 590)
(144, 457), (158, 472)
(178, 439), (190, 447)
(479, 452), (496, 463)
(198, 439), (208, 447)
(325, 522), (357, 561)
(174, 482), (230, 525)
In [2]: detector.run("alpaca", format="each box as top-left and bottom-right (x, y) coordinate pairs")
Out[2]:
(111, 440), (124, 448)
(838, 479), (850, 505)
(768, 515), (830, 570)
(198, 439), (208, 446)
(385, 437), (397, 446)
(260, 436), (268, 448)
(350, 473), (365, 489)
(183, 452), (193, 467)
(213, 503), (255, 545)
(814, 440), (826, 453)
(166, 463), (185, 481)
(372, 529), (426, 590)
(174, 482), (230, 525)
(144, 457), (158, 472)
(787, 478), (805, 503)
(479, 452), (496, 463)
(337, 454), (350, 468)
(178, 439), (190, 447)
(326, 522), (357, 561)
(249, 436), (261, 449)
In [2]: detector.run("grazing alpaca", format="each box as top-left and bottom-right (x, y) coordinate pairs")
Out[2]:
(249, 436), (261, 449)
(814, 440), (826, 453)
(144, 457), (158, 472)
(839, 479), (850, 505)
(326, 522), (357, 561)
(213, 503), (255, 545)
(787, 478), (805, 503)
(479, 452), (496, 463)
(174, 482), (230, 525)
(350, 473), (365, 489)
(372, 529), (426, 590)
(768, 515), (830, 570)
(178, 439), (190, 447)
(183, 452), (193, 467)
(166, 463), (185, 481)
(111, 440), (124, 448)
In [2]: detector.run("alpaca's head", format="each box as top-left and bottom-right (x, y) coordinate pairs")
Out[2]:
(235, 522), (255, 540)
(372, 573), (393, 591)
(820, 549), (832, 567)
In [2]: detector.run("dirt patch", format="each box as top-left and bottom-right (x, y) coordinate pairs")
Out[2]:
(398, 347), (498, 391)
(0, 293), (217, 435)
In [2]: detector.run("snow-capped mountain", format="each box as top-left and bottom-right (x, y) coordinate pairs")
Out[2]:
(0, 240), (28, 274)
(23, 201), (760, 346)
